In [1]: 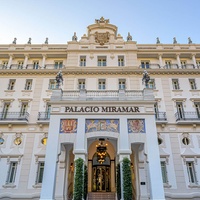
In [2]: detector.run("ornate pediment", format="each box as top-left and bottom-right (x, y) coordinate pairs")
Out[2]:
(95, 31), (110, 45)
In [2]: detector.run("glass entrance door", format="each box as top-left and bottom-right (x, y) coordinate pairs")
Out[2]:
(92, 166), (110, 192)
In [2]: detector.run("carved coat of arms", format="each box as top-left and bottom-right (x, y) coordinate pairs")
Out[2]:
(95, 31), (110, 45)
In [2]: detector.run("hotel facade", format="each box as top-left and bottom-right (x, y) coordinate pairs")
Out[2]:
(0, 17), (200, 200)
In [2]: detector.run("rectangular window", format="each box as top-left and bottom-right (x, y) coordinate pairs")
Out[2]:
(161, 161), (168, 184)
(6, 162), (17, 184)
(2, 61), (8, 69)
(20, 102), (28, 116)
(165, 61), (171, 69)
(194, 102), (200, 118)
(2, 102), (10, 119)
(98, 56), (107, 66)
(189, 79), (197, 90)
(46, 104), (51, 119)
(119, 79), (126, 90)
(148, 79), (156, 89)
(80, 56), (86, 66)
(33, 61), (39, 69)
(98, 79), (106, 90)
(54, 61), (63, 69)
(176, 102), (184, 119)
(24, 79), (32, 90)
(181, 61), (187, 68)
(172, 79), (180, 90)
(18, 61), (23, 69)
(48, 79), (56, 90)
(141, 61), (149, 69)
(154, 103), (159, 119)
(78, 79), (85, 89)
(36, 162), (45, 184)
(118, 56), (124, 66)
(196, 61), (200, 67)
(186, 162), (197, 184)
(7, 79), (16, 90)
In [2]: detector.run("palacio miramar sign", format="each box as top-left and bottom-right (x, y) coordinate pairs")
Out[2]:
(65, 106), (140, 113)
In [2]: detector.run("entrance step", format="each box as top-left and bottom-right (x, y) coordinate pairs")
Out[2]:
(88, 192), (115, 200)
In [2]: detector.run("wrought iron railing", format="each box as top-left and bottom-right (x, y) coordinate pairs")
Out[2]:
(0, 112), (29, 121)
(38, 112), (50, 120)
(45, 64), (64, 69)
(139, 64), (160, 69)
(175, 112), (200, 121)
(155, 112), (167, 121)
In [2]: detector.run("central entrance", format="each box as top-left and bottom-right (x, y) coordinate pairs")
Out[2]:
(92, 154), (111, 192)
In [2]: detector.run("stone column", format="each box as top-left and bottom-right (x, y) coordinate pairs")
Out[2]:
(192, 54), (197, 68)
(145, 115), (165, 200)
(40, 114), (60, 200)
(23, 54), (29, 69)
(176, 54), (181, 68)
(158, 54), (163, 68)
(7, 54), (13, 68)
(42, 54), (46, 69)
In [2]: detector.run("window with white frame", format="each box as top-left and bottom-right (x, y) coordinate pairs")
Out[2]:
(80, 56), (86, 66)
(118, 56), (124, 66)
(141, 61), (149, 69)
(6, 162), (18, 184)
(148, 79), (156, 89)
(35, 162), (45, 184)
(24, 79), (32, 90)
(98, 56), (107, 66)
(189, 79), (197, 90)
(20, 102), (28, 116)
(165, 61), (171, 69)
(161, 161), (168, 184)
(98, 79), (106, 90)
(176, 102), (184, 119)
(7, 79), (16, 90)
(181, 61), (187, 68)
(2, 61), (8, 69)
(194, 102), (200, 118)
(17, 61), (23, 69)
(2, 102), (10, 119)
(45, 104), (51, 119)
(186, 161), (198, 184)
(118, 79), (126, 90)
(54, 61), (63, 69)
(196, 61), (200, 67)
(33, 61), (39, 69)
(172, 79), (180, 90)
(78, 79), (85, 89)
(48, 79), (56, 90)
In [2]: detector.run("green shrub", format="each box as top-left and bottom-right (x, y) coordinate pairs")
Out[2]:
(116, 163), (121, 200)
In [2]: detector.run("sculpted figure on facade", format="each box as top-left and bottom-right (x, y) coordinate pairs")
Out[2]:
(45, 37), (48, 44)
(156, 37), (160, 44)
(127, 32), (132, 41)
(173, 37), (177, 44)
(72, 32), (78, 41)
(27, 38), (31, 44)
(188, 37), (192, 44)
(55, 70), (63, 88)
(12, 38), (17, 44)
(142, 70), (150, 88)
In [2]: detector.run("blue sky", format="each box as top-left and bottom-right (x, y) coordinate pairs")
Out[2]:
(0, 0), (199, 44)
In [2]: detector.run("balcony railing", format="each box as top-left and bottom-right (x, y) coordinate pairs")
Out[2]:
(0, 112), (29, 121)
(26, 64), (41, 69)
(38, 112), (50, 120)
(155, 112), (167, 121)
(175, 112), (200, 121)
(163, 64), (179, 69)
(45, 64), (64, 69)
(139, 64), (160, 69)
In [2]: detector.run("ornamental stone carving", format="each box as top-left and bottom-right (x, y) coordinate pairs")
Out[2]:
(95, 31), (110, 45)
(95, 16), (109, 24)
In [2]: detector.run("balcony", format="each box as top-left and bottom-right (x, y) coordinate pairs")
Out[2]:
(45, 64), (64, 69)
(0, 112), (29, 124)
(139, 64), (160, 69)
(155, 112), (167, 123)
(38, 112), (50, 121)
(26, 64), (41, 69)
(175, 112), (200, 124)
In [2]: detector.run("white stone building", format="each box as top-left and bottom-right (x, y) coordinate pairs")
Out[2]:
(0, 17), (200, 200)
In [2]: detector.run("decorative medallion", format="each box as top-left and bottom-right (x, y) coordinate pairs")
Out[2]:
(14, 137), (22, 145)
(128, 119), (145, 133)
(60, 119), (77, 133)
(85, 119), (119, 133)
(95, 32), (110, 46)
